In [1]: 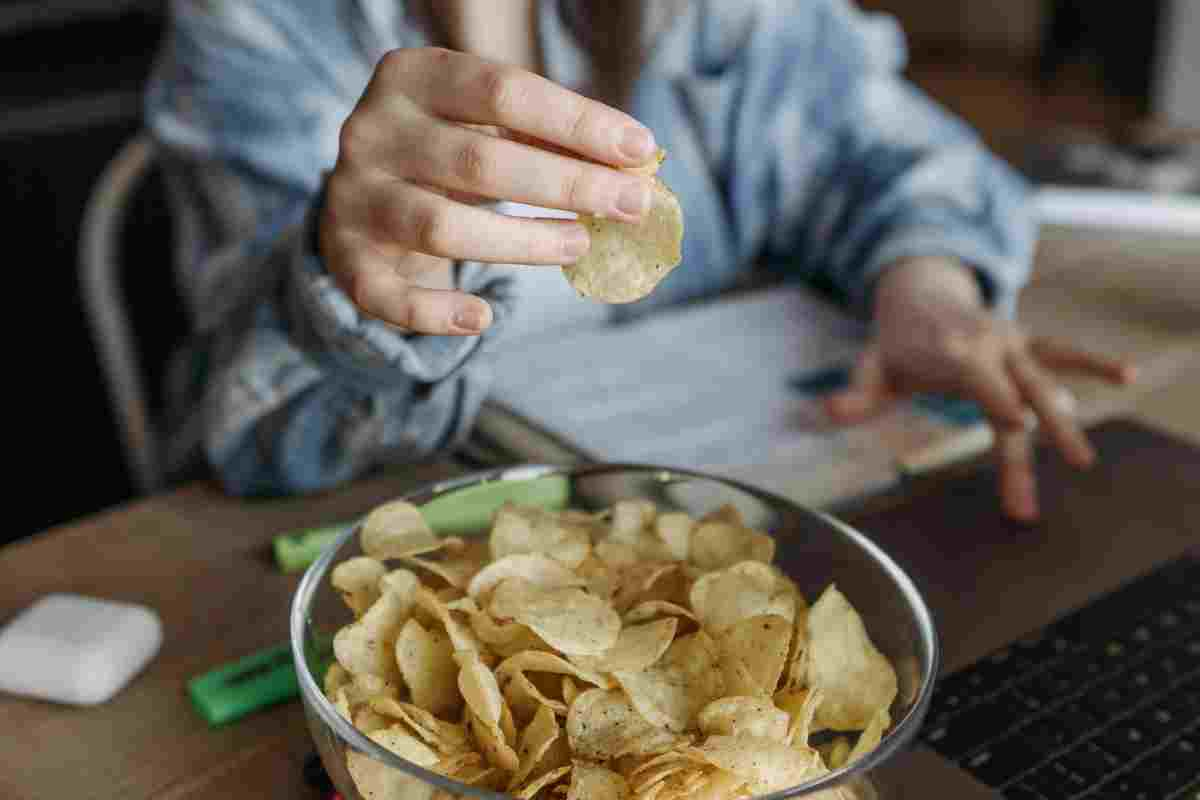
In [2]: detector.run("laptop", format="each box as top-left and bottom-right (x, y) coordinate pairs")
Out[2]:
(847, 418), (1200, 800)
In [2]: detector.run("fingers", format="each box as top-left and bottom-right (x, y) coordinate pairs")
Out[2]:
(996, 429), (1039, 521)
(825, 348), (899, 424)
(1030, 338), (1137, 385)
(364, 181), (592, 264)
(380, 48), (658, 167)
(330, 240), (493, 335)
(390, 118), (653, 220)
(1007, 351), (1096, 468)
(959, 358), (1029, 432)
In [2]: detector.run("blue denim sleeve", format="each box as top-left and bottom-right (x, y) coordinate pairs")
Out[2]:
(722, 0), (1036, 318)
(145, 0), (508, 496)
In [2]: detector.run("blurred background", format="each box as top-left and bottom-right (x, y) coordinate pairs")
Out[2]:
(7, 0), (1196, 543)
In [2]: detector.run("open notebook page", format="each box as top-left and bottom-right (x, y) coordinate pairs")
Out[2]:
(482, 286), (927, 508)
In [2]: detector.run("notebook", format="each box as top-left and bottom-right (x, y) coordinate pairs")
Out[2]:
(470, 286), (995, 510)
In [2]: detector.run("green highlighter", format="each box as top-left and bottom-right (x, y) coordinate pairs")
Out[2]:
(187, 638), (333, 726)
(272, 474), (572, 574)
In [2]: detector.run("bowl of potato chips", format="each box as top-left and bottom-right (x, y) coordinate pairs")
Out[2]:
(290, 464), (939, 800)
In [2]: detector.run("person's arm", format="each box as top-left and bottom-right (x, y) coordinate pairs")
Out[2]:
(146, 3), (504, 495)
(719, 0), (1034, 317)
(709, 0), (1132, 520)
(149, 3), (661, 496)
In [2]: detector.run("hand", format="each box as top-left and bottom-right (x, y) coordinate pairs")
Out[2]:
(319, 47), (660, 335)
(825, 257), (1136, 521)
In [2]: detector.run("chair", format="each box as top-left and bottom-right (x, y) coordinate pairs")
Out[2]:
(78, 133), (165, 495)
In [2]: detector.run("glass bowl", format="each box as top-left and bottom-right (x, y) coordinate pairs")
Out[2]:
(290, 463), (939, 800)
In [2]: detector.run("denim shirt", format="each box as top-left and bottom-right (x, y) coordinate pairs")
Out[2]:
(145, 0), (1035, 496)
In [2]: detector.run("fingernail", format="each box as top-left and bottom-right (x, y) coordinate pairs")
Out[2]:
(616, 179), (651, 220)
(452, 303), (488, 333)
(562, 226), (590, 260)
(619, 125), (656, 162)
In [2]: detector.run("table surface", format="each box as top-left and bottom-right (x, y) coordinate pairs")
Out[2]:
(7, 225), (1200, 799)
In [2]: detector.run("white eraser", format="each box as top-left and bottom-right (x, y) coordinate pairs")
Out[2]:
(0, 594), (162, 706)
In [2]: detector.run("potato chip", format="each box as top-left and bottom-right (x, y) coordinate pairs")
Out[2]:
(401, 553), (484, 591)
(776, 687), (824, 747)
(571, 618), (677, 674)
(651, 770), (714, 800)
(415, 585), (487, 656)
(468, 709), (521, 772)
(806, 585), (897, 731)
(567, 689), (681, 760)
(333, 585), (412, 679)
(611, 562), (688, 613)
(654, 513), (693, 562)
(379, 568), (422, 605)
(435, 750), (484, 777)
(567, 762), (629, 800)
(354, 706), (392, 733)
(510, 705), (565, 789)
(491, 504), (594, 569)
(360, 500), (443, 560)
(689, 736), (823, 794)
(594, 540), (643, 567)
(453, 764), (505, 790)
(697, 697), (790, 742)
(345, 673), (402, 712)
(346, 726), (441, 800)
(713, 614), (791, 697)
(612, 631), (725, 733)
(689, 562), (794, 634)
(690, 522), (775, 571)
(456, 649), (498, 711)
(562, 155), (684, 305)
(628, 757), (693, 793)
(468, 553), (585, 600)
(351, 671), (393, 694)
(490, 580), (620, 656)
(623, 600), (698, 628)
(332, 686), (354, 721)
(780, 605), (810, 692)
(332, 556), (387, 616)
(846, 708), (890, 765)
(685, 769), (748, 800)
(495, 650), (614, 691)
(324, 662), (351, 698)
(505, 669), (567, 723)
(514, 764), (573, 800)
(395, 618), (461, 718)
(561, 676), (580, 707)
(818, 736), (852, 771)
(370, 697), (473, 754)
(609, 499), (657, 543)
(470, 611), (549, 658)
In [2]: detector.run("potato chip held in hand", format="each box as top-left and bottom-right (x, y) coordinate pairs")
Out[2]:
(563, 150), (683, 304)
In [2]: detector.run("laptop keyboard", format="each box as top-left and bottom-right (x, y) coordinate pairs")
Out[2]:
(921, 556), (1200, 799)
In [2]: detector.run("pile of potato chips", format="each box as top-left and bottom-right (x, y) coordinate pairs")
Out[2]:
(325, 497), (898, 800)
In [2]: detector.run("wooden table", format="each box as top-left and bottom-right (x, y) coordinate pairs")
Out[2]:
(6, 225), (1200, 799)
(0, 463), (460, 800)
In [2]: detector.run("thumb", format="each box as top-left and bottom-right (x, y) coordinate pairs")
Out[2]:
(825, 347), (898, 424)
